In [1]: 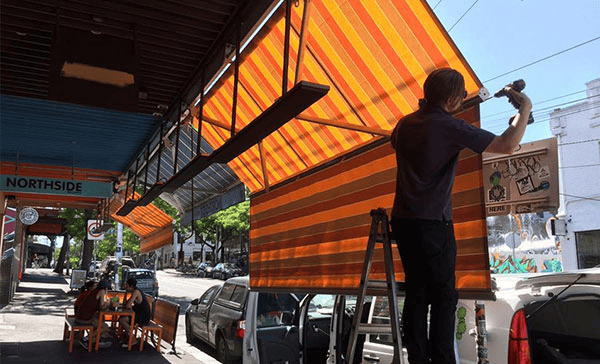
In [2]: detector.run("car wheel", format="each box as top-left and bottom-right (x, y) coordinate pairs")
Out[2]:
(185, 316), (194, 343)
(216, 334), (231, 364)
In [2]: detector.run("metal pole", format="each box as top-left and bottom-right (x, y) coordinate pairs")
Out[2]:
(282, 0), (292, 95)
(115, 223), (123, 289)
(231, 23), (241, 137)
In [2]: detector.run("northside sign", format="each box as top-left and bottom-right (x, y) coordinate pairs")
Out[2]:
(1, 176), (112, 198)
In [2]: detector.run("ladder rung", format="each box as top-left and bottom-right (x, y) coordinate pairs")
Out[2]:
(357, 323), (393, 335)
(365, 280), (406, 296)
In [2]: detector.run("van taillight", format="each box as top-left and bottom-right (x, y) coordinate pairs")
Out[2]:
(236, 320), (246, 339)
(508, 309), (531, 364)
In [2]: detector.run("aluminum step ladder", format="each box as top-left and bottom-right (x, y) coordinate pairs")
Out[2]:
(344, 208), (404, 364)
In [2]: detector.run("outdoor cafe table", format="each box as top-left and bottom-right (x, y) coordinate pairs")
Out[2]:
(95, 308), (135, 351)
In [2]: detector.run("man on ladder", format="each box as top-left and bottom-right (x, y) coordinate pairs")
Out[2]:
(390, 68), (531, 364)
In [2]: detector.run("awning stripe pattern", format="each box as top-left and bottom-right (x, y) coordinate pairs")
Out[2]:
(108, 192), (174, 253)
(192, 0), (481, 193)
(192, 0), (489, 294)
(250, 107), (491, 294)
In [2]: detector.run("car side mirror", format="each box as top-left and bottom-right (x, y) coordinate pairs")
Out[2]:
(191, 298), (199, 305)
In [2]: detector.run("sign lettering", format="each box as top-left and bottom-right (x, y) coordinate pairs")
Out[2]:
(1, 176), (112, 198)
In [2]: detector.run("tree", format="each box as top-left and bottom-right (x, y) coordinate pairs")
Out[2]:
(194, 199), (250, 263)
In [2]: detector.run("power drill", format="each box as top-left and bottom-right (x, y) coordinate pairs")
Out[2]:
(494, 79), (534, 124)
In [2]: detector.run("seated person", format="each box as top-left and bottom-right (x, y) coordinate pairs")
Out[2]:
(119, 278), (152, 347)
(74, 280), (97, 315)
(75, 279), (112, 348)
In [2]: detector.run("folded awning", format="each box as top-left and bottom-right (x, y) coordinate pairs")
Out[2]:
(108, 192), (174, 253)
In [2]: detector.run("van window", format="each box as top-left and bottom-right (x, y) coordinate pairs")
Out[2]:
(256, 293), (297, 327)
(370, 296), (404, 345)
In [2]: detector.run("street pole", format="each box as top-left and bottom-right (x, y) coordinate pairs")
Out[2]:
(115, 222), (123, 289)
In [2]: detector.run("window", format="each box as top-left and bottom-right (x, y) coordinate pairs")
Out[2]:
(256, 293), (298, 327)
(230, 285), (247, 304)
(369, 296), (404, 345)
(576, 230), (600, 268)
(219, 283), (236, 301)
(200, 286), (219, 305)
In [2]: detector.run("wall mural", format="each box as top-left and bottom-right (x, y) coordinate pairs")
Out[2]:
(487, 212), (563, 274)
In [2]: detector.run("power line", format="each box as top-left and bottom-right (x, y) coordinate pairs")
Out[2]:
(483, 36), (600, 83)
(482, 101), (600, 131)
(481, 89), (588, 119)
(448, 0), (479, 33)
(558, 138), (600, 146)
(560, 193), (600, 202)
(433, 0), (443, 10)
(560, 163), (600, 169)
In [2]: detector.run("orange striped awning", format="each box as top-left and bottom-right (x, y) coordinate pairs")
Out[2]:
(250, 107), (492, 297)
(191, 0), (489, 296)
(108, 192), (174, 253)
(191, 0), (482, 193)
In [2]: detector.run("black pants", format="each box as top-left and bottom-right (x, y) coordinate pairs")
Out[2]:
(391, 218), (458, 364)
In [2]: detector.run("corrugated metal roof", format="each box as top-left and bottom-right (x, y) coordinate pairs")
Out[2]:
(0, 94), (156, 172)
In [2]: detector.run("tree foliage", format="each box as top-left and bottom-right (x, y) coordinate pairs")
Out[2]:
(194, 199), (250, 261)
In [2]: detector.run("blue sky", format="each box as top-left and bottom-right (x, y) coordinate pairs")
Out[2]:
(426, 0), (600, 142)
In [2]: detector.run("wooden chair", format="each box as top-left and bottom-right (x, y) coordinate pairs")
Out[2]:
(63, 308), (94, 353)
(135, 295), (163, 352)
(137, 321), (163, 352)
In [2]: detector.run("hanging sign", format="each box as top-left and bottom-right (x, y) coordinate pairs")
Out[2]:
(87, 220), (105, 240)
(1, 176), (112, 198)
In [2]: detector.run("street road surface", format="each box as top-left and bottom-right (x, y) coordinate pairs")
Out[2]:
(155, 269), (222, 364)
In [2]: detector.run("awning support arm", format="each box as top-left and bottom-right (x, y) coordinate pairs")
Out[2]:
(294, 0), (312, 84)
(231, 22), (241, 138)
(282, 0), (292, 95)
(296, 114), (392, 137)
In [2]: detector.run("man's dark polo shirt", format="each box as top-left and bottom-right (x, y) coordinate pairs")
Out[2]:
(391, 105), (495, 221)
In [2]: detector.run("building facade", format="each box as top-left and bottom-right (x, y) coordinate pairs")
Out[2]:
(550, 77), (600, 270)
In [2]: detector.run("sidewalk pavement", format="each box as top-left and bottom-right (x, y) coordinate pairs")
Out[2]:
(0, 268), (215, 364)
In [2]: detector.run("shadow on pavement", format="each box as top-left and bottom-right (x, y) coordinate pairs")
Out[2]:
(0, 340), (172, 364)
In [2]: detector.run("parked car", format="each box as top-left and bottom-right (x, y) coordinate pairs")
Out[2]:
(212, 263), (244, 280)
(120, 268), (159, 298)
(328, 268), (600, 364)
(196, 261), (214, 278)
(185, 276), (302, 364)
(99, 256), (136, 277)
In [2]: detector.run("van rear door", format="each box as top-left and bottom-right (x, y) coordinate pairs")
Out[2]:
(245, 292), (300, 364)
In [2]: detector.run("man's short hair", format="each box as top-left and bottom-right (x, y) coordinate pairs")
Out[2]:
(126, 277), (137, 288)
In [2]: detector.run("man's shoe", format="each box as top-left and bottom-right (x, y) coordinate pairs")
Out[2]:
(98, 340), (112, 349)
(121, 340), (138, 348)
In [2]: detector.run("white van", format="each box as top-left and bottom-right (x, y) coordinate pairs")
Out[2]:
(330, 269), (600, 364)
